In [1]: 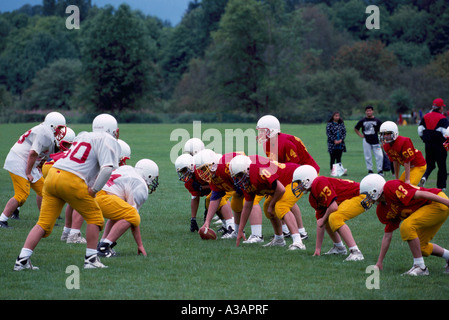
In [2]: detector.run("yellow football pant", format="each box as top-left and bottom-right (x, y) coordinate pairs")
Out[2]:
(399, 165), (427, 186)
(38, 167), (104, 238)
(205, 191), (233, 211)
(400, 192), (449, 257)
(95, 190), (140, 227)
(8, 172), (44, 207)
(230, 193), (262, 213)
(328, 195), (366, 233)
(263, 183), (298, 220)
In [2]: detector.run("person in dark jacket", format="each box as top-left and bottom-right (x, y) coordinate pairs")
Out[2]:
(418, 98), (449, 190)
(326, 112), (347, 176)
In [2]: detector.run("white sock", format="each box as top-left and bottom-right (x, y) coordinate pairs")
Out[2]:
(234, 223), (239, 232)
(225, 219), (233, 229)
(298, 227), (306, 234)
(275, 234), (284, 240)
(251, 224), (262, 237)
(442, 249), (449, 261)
(19, 248), (33, 259)
(63, 227), (71, 233)
(69, 228), (80, 235)
(0, 213), (8, 222)
(414, 257), (425, 269)
(349, 245), (359, 251)
(103, 239), (113, 245)
(282, 224), (289, 233)
(86, 248), (97, 257)
(334, 241), (345, 248)
(291, 233), (302, 243)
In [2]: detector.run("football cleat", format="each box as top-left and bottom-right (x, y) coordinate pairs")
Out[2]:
(0, 220), (12, 229)
(324, 245), (347, 255)
(263, 237), (286, 247)
(66, 232), (87, 244)
(418, 177), (426, 187)
(84, 254), (108, 269)
(300, 232), (309, 240)
(288, 241), (306, 251)
(221, 226), (237, 239)
(97, 242), (118, 258)
(243, 235), (264, 244)
(402, 265), (429, 276)
(345, 249), (364, 261)
(190, 218), (199, 232)
(14, 256), (39, 271)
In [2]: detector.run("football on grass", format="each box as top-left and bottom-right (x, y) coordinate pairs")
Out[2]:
(198, 227), (217, 240)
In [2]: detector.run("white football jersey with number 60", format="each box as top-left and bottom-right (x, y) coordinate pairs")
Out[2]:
(54, 131), (120, 188)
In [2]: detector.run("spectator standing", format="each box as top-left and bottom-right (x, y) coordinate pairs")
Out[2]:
(326, 112), (347, 176)
(418, 98), (449, 190)
(354, 106), (384, 176)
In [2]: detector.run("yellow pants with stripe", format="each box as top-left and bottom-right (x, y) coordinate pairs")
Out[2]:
(328, 195), (366, 233)
(37, 167), (104, 237)
(8, 172), (44, 207)
(399, 192), (449, 257)
(399, 165), (426, 186)
(263, 183), (298, 220)
(95, 190), (141, 227)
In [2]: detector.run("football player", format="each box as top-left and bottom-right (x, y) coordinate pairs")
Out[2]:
(292, 165), (365, 261)
(1, 112), (66, 228)
(97, 159), (159, 257)
(14, 113), (120, 270)
(360, 174), (449, 276)
(380, 121), (426, 185)
(229, 154), (306, 251)
(256, 115), (319, 240)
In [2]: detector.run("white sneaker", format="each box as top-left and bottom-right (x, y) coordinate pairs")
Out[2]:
(402, 265), (429, 276)
(324, 245), (347, 255)
(84, 254), (108, 269)
(221, 228), (237, 239)
(444, 261), (449, 274)
(288, 241), (306, 251)
(263, 237), (286, 247)
(60, 230), (70, 241)
(418, 177), (426, 187)
(345, 249), (364, 261)
(243, 235), (264, 244)
(67, 232), (87, 244)
(14, 256), (39, 271)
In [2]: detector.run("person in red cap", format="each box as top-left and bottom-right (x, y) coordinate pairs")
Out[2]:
(418, 98), (449, 190)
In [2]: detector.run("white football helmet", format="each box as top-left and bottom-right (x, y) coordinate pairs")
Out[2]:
(379, 121), (398, 144)
(256, 115), (280, 143)
(92, 113), (119, 139)
(229, 155), (252, 190)
(183, 138), (205, 156)
(359, 174), (386, 210)
(135, 159), (159, 194)
(44, 111), (67, 143)
(175, 154), (195, 182)
(59, 127), (75, 151)
(291, 165), (318, 198)
(193, 149), (221, 183)
(117, 139), (131, 166)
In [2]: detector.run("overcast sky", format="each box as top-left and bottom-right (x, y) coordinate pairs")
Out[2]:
(0, 0), (192, 25)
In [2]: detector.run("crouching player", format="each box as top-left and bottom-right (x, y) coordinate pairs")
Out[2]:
(96, 159), (159, 257)
(360, 174), (449, 276)
(291, 165), (365, 261)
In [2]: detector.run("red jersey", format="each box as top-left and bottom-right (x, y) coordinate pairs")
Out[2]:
(383, 136), (426, 166)
(243, 155), (299, 201)
(376, 180), (441, 232)
(184, 169), (210, 197)
(263, 133), (320, 174)
(308, 176), (360, 218)
(209, 152), (240, 193)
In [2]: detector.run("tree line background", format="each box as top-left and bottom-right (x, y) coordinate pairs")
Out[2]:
(0, 0), (448, 124)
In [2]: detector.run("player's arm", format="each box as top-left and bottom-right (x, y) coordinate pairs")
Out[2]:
(130, 225), (146, 256)
(201, 190), (225, 229)
(317, 200), (338, 228)
(376, 231), (393, 270)
(393, 161), (400, 180)
(190, 196), (200, 219)
(403, 161), (411, 184)
(414, 190), (449, 207)
(266, 180), (285, 217)
(25, 150), (39, 182)
(89, 165), (114, 197)
(236, 199), (253, 247)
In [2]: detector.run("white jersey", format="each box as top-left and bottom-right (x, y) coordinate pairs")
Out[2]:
(54, 131), (120, 188)
(3, 123), (55, 182)
(102, 165), (149, 211)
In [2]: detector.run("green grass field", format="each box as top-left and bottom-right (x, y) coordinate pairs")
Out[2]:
(1, 120), (449, 301)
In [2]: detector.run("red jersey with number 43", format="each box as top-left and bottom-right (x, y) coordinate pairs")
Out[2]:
(376, 180), (441, 232)
(243, 155), (299, 201)
(263, 133), (320, 174)
(309, 176), (360, 218)
(383, 135), (426, 166)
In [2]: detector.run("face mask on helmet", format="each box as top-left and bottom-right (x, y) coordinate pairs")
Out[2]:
(359, 174), (385, 210)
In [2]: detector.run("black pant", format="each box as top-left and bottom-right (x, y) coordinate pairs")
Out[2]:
(423, 143), (447, 189)
(330, 149), (343, 170)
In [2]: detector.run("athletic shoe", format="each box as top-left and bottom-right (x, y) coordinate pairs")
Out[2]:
(60, 230), (70, 241)
(0, 220), (12, 229)
(243, 235), (264, 244)
(300, 232), (309, 240)
(418, 177), (426, 187)
(345, 249), (364, 261)
(221, 227), (237, 239)
(444, 261), (449, 274)
(401, 265), (429, 276)
(263, 237), (286, 247)
(66, 232), (87, 244)
(324, 245), (347, 255)
(84, 254), (108, 269)
(97, 242), (118, 257)
(190, 218), (199, 232)
(14, 256), (39, 271)
(288, 241), (306, 251)
(11, 208), (20, 220)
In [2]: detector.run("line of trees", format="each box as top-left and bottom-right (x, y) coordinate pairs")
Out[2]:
(0, 0), (448, 123)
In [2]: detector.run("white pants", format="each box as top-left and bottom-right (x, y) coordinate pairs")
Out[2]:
(363, 139), (383, 172)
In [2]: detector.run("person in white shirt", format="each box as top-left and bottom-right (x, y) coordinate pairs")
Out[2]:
(96, 160), (159, 257)
(14, 113), (120, 270)
(1, 112), (66, 228)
